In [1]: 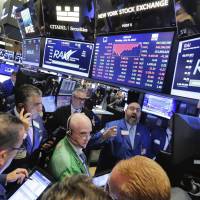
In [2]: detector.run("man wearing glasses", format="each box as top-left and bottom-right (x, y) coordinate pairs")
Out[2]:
(49, 113), (92, 180)
(0, 113), (28, 200)
(46, 88), (94, 133)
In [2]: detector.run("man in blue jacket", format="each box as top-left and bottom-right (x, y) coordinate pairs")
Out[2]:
(93, 102), (152, 174)
(2, 72), (16, 98)
(7, 84), (48, 170)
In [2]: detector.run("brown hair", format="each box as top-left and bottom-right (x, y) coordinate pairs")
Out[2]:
(41, 174), (112, 200)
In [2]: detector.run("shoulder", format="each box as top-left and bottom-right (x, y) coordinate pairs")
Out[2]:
(107, 118), (124, 126)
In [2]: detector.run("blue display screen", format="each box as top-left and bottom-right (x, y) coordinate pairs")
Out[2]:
(171, 37), (200, 100)
(22, 38), (41, 67)
(142, 93), (176, 119)
(0, 49), (14, 61)
(42, 38), (94, 77)
(92, 32), (174, 92)
(0, 63), (18, 76)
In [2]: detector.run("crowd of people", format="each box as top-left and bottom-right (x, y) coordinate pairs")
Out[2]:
(0, 82), (192, 200)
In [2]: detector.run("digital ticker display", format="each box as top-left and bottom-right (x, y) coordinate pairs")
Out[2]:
(42, 38), (94, 77)
(142, 93), (176, 119)
(171, 37), (200, 100)
(92, 32), (174, 92)
(22, 38), (41, 67)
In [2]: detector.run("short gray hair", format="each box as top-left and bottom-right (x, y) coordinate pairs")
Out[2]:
(0, 113), (23, 150)
(15, 84), (42, 104)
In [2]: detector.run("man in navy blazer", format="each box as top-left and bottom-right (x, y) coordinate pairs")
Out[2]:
(93, 102), (152, 174)
(2, 71), (16, 97)
(7, 84), (48, 170)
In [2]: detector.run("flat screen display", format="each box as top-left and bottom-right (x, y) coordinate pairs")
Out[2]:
(59, 79), (76, 95)
(92, 31), (174, 92)
(42, 0), (95, 41)
(96, 0), (176, 35)
(0, 49), (14, 61)
(42, 96), (56, 112)
(0, 62), (19, 76)
(42, 38), (94, 77)
(22, 38), (41, 67)
(171, 36), (200, 100)
(56, 95), (71, 108)
(15, 1), (41, 38)
(142, 93), (176, 119)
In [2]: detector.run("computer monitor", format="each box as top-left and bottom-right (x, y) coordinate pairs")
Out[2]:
(92, 31), (174, 92)
(56, 95), (71, 108)
(0, 74), (10, 83)
(42, 96), (56, 112)
(22, 38), (41, 67)
(172, 113), (200, 165)
(142, 93), (176, 119)
(171, 36), (200, 100)
(58, 79), (76, 95)
(42, 38), (94, 77)
(15, 0), (42, 38)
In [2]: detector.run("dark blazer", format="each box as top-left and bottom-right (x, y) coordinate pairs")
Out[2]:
(2, 79), (14, 97)
(9, 109), (47, 155)
(95, 118), (152, 174)
(46, 105), (95, 134)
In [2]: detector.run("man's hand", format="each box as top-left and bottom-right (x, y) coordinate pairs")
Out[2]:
(19, 108), (31, 132)
(101, 126), (117, 141)
(6, 168), (29, 184)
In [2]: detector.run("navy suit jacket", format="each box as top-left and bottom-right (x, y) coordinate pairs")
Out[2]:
(2, 79), (14, 97)
(9, 109), (47, 155)
(94, 118), (152, 174)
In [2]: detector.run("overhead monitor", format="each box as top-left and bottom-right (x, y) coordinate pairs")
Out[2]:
(142, 93), (176, 119)
(171, 36), (200, 100)
(15, 0), (42, 38)
(96, 0), (176, 35)
(42, 0), (95, 41)
(22, 38), (41, 68)
(56, 95), (71, 108)
(92, 31), (174, 92)
(172, 113), (200, 165)
(0, 62), (19, 76)
(42, 38), (94, 77)
(58, 79), (76, 95)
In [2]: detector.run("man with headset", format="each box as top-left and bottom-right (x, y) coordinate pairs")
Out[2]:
(49, 113), (92, 180)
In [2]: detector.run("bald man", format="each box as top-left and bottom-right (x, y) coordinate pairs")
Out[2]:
(49, 113), (92, 180)
(95, 102), (152, 174)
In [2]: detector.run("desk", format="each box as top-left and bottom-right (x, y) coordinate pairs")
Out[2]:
(92, 108), (114, 115)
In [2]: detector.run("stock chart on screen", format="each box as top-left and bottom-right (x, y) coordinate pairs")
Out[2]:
(92, 31), (174, 92)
